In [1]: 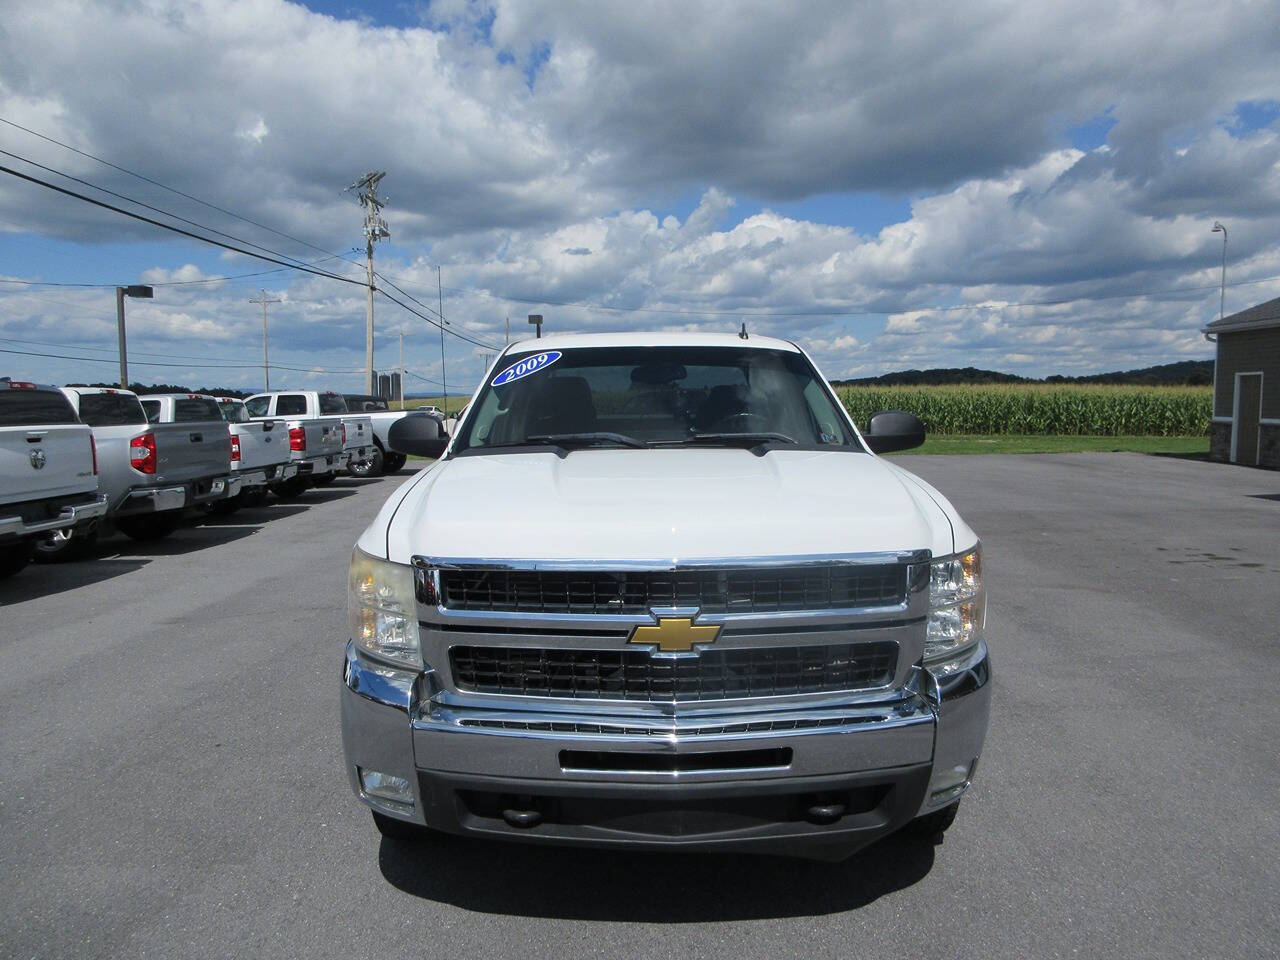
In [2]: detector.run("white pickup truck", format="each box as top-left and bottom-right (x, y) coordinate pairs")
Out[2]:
(0, 380), (108, 578)
(37, 387), (233, 558)
(341, 394), (415, 475)
(341, 332), (991, 861)
(244, 390), (373, 489)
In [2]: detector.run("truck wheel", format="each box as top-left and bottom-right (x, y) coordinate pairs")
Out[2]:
(33, 526), (98, 563)
(0, 540), (36, 579)
(117, 513), (183, 541)
(348, 444), (384, 478)
(271, 476), (309, 500)
(902, 801), (960, 840)
(311, 474), (336, 487)
(383, 452), (407, 473)
(371, 810), (431, 843)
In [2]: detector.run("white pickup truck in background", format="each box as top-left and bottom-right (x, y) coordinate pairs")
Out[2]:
(37, 387), (233, 559)
(341, 394), (414, 475)
(0, 380), (108, 578)
(244, 390), (374, 484)
(212, 396), (299, 508)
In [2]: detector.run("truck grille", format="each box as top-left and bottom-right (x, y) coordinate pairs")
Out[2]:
(449, 642), (897, 701)
(438, 565), (905, 615)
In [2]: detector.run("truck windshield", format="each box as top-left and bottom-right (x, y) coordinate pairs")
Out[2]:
(77, 392), (147, 427)
(454, 345), (859, 454)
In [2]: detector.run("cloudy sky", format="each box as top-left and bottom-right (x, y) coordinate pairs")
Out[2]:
(2, 0), (1278, 393)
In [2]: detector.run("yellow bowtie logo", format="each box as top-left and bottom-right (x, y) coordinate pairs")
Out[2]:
(628, 617), (721, 653)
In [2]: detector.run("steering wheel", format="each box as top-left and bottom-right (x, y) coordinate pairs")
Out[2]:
(707, 410), (769, 432)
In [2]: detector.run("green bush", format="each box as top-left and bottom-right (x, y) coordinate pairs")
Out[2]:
(836, 384), (1211, 436)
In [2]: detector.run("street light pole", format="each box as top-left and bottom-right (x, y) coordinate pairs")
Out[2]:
(1211, 221), (1228, 321)
(115, 285), (154, 389)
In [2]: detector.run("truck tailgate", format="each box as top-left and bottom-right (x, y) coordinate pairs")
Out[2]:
(151, 421), (230, 483)
(0, 425), (97, 504)
(230, 421), (289, 471)
(340, 415), (373, 452)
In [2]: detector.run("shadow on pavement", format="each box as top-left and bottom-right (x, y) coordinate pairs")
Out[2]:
(378, 830), (935, 921)
(0, 555), (152, 604)
(101, 523), (262, 557)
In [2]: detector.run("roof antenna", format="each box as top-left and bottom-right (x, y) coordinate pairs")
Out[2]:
(738, 321), (749, 340)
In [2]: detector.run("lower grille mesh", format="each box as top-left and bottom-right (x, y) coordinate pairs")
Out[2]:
(449, 642), (897, 701)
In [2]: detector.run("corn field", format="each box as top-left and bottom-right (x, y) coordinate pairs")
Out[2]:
(837, 384), (1212, 436)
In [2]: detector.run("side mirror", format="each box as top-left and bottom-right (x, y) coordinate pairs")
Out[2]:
(863, 410), (925, 454)
(388, 413), (449, 458)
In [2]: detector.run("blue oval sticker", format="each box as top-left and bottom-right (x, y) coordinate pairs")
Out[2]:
(492, 350), (562, 387)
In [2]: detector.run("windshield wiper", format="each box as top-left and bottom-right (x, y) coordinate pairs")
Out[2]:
(512, 432), (650, 457)
(656, 432), (798, 455)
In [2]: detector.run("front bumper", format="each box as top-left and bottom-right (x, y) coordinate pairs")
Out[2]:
(341, 640), (992, 859)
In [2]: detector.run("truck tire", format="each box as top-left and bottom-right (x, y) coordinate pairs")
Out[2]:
(0, 540), (36, 579)
(117, 512), (183, 541)
(902, 801), (960, 840)
(311, 473), (336, 487)
(33, 526), (98, 563)
(348, 444), (384, 478)
(240, 486), (270, 507)
(371, 810), (431, 844)
(271, 476), (309, 500)
(383, 452), (407, 473)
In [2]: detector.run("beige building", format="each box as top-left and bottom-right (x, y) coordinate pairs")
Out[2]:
(1204, 296), (1280, 469)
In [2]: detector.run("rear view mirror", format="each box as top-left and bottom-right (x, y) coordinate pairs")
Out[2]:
(388, 413), (449, 458)
(863, 410), (926, 454)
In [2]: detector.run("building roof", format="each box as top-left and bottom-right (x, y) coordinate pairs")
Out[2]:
(502, 330), (801, 352)
(1203, 295), (1280, 334)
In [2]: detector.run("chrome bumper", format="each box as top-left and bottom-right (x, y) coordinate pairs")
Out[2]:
(341, 639), (992, 858)
(0, 494), (108, 538)
(118, 485), (187, 514)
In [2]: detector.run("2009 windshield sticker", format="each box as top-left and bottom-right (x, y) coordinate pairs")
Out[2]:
(491, 351), (562, 387)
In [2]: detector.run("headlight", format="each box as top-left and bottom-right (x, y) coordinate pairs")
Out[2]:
(348, 547), (421, 667)
(926, 546), (984, 674)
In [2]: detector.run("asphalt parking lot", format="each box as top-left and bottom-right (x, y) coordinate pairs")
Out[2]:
(3, 453), (1278, 959)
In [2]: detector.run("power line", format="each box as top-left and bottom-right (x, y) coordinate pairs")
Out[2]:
(0, 163), (366, 286)
(0, 254), (349, 289)
(0, 114), (364, 271)
(0, 148), (349, 276)
(376, 287), (500, 350)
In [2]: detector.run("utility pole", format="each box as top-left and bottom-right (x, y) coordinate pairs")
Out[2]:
(438, 265), (448, 415)
(394, 330), (404, 409)
(249, 289), (282, 390)
(347, 171), (390, 394)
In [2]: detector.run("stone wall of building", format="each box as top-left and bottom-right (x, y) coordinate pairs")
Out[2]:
(1210, 422), (1232, 463)
(1261, 423), (1279, 470)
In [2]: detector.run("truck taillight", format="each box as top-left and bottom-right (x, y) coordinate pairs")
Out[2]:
(90, 435), (98, 475)
(230, 434), (241, 462)
(289, 426), (306, 451)
(341, 423), (347, 445)
(130, 432), (157, 474)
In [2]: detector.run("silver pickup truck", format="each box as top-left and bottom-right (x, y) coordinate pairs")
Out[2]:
(36, 387), (233, 558)
(244, 390), (374, 488)
(242, 394), (345, 499)
(0, 380), (107, 578)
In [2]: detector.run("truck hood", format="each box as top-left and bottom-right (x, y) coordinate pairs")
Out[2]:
(372, 448), (958, 564)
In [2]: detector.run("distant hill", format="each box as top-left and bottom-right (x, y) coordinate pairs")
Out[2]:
(834, 360), (1213, 387)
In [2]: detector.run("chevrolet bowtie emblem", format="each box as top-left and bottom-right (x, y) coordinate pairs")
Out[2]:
(628, 616), (721, 653)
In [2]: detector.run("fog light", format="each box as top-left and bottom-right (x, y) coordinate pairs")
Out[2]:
(359, 768), (414, 808)
(928, 762), (974, 806)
